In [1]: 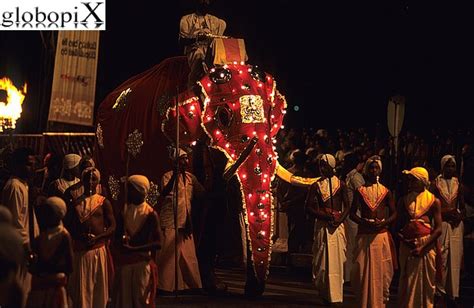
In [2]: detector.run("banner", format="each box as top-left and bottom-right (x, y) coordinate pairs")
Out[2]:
(48, 31), (100, 126)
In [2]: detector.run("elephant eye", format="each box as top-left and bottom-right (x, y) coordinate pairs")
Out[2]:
(210, 67), (232, 84)
(250, 66), (266, 83)
(216, 105), (233, 129)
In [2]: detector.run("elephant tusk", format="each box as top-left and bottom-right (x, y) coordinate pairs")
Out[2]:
(223, 137), (258, 181)
(275, 162), (319, 186)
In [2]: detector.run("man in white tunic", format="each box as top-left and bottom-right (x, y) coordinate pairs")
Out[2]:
(2, 147), (39, 306)
(306, 154), (349, 305)
(158, 149), (205, 292)
(430, 155), (465, 306)
(179, 0), (226, 87)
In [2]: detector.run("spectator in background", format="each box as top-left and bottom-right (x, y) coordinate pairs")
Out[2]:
(48, 154), (81, 199)
(341, 151), (365, 283)
(279, 150), (311, 254)
(0, 221), (25, 308)
(2, 147), (39, 306)
(27, 197), (73, 308)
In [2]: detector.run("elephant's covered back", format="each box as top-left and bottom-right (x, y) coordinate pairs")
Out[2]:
(95, 56), (190, 212)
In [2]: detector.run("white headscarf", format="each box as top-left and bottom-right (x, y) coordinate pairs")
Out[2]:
(45, 196), (67, 220)
(363, 155), (382, 176)
(128, 175), (150, 196)
(318, 153), (336, 174)
(63, 154), (81, 170)
(441, 154), (456, 171)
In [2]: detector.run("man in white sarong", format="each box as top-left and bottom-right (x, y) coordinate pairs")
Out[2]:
(114, 175), (160, 308)
(430, 155), (465, 306)
(397, 167), (442, 308)
(306, 154), (349, 305)
(350, 156), (397, 307)
(179, 0), (226, 87)
(158, 149), (205, 292)
(2, 147), (39, 306)
(67, 167), (116, 308)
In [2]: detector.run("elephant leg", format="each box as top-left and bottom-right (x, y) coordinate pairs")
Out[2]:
(244, 239), (265, 297)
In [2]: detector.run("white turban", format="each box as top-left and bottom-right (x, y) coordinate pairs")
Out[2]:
(363, 155), (382, 175)
(63, 154), (81, 170)
(441, 155), (456, 171)
(128, 175), (150, 196)
(45, 196), (67, 219)
(319, 153), (336, 169)
(82, 167), (101, 182)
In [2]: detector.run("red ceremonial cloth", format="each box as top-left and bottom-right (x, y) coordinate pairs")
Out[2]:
(95, 56), (189, 213)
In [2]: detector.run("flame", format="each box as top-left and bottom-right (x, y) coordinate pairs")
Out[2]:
(0, 77), (27, 132)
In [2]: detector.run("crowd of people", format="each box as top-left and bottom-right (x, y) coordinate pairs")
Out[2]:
(275, 127), (474, 306)
(0, 126), (473, 307)
(0, 147), (209, 308)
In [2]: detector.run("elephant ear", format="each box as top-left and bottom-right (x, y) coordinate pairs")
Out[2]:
(269, 89), (287, 137)
(161, 89), (205, 146)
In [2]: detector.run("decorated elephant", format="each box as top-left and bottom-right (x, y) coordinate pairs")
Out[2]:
(95, 56), (316, 294)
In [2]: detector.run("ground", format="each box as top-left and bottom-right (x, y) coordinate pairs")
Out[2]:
(156, 263), (474, 307)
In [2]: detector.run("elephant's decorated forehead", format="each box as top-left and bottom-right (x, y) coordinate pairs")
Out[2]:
(199, 64), (276, 119)
(198, 64), (287, 162)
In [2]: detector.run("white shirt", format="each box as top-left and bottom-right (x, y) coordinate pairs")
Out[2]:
(2, 177), (39, 244)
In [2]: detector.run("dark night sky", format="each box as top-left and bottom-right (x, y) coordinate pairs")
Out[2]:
(1, 0), (471, 134)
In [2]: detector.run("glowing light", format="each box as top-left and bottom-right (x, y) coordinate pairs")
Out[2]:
(250, 212), (255, 216)
(263, 179), (267, 183)
(224, 64), (228, 69)
(242, 174), (247, 179)
(210, 68), (216, 73)
(258, 83), (263, 88)
(189, 105), (195, 111)
(248, 193), (253, 198)
(247, 68), (252, 72)
(240, 61), (245, 65)
(271, 114), (275, 119)
(207, 83), (211, 87)
(265, 193), (269, 198)
(253, 131), (257, 135)
(281, 125), (285, 129)
(293, 105), (299, 112)
(206, 116), (212, 121)
(272, 139), (277, 144)
(215, 130), (221, 135)
(239, 70), (243, 74)
(273, 124), (278, 128)
(233, 61), (238, 65)
(220, 73), (225, 78)
(282, 110), (287, 114)
(191, 141), (197, 146)
(263, 174), (268, 179)
(0, 77), (27, 131)
(225, 143), (230, 148)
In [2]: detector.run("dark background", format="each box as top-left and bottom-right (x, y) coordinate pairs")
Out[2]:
(0, 0), (470, 135)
